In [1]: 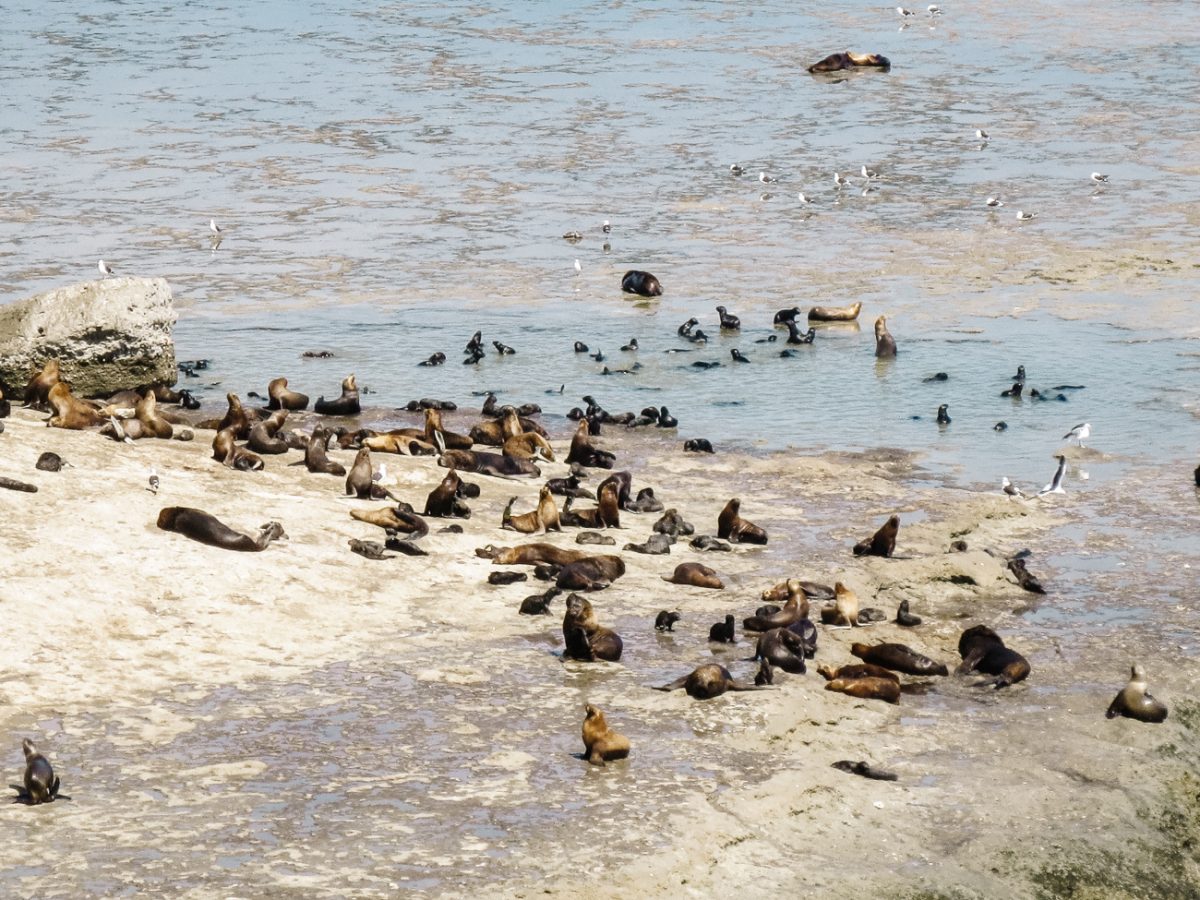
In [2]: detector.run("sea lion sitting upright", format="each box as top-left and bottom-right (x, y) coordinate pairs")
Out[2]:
(134, 390), (173, 439)
(46, 382), (106, 430)
(581, 704), (630, 765)
(536, 485), (561, 532)
(956, 625), (1030, 688)
(820, 582), (861, 626)
(23, 360), (62, 409)
(620, 270), (663, 297)
(560, 481), (621, 529)
(808, 301), (862, 322)
(853, 514), (899, 557)
(157, 507), (286, 552)
(874, 315), (897, 358)
(267, 377), (309, 411)
(215, 392), (256, 439)
(248, 409), (290, 454)
(1106, 664), (1168, 723)
(346, 447), (392, 499)
(654, 664), (770, 700)
(424, 469), (471, 518)
(662, 562), (724, 589)
(717, 498), (767, 545)
(212, 427), (265, 471)
(314, 374), (360, 416)
(565, 419), (616, 469)
(562, 594), (623, 662)
(19, 738), (61, 804)
(851, 642), (948, 676)
(304, 426), (346, 475)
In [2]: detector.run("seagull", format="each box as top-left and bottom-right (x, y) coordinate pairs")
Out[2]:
(602, 219), (611, 234)
(729, 163), (744, 176)
(759, 171), (776, 184)
(976, 129), (989, 141)
(986, 196), (1004, 207)
(574, 259), (582, 274)
(834, 172), (849, 188)
(897, 6), (915, 16)
(928, 4), (941, 14)
(373, 463), (389, 484)
(98, 259), (114, 277)
(209, 218), (222, 235)
(1063, 422), (1091, 447)
(1016, 210), (1037, 221)
(1091, 172), (1109, 184)
(797, 192), (813, 204)
(1037, 455), (1067, 496)
(861, 165), (878, 180)
(147, 467), (160, 494)
(1001, 477), (1024, 499)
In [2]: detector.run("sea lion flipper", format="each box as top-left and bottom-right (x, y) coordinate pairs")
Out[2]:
(956, 645), (987, 675)
(654, 676), (689, 692)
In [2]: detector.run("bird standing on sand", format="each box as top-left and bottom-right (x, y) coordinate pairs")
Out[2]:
(1063, 422), (1091, 447)
(1001, 476), (1023, 499)
(147, 467), (160, 494)
(98, 259), (114, 277)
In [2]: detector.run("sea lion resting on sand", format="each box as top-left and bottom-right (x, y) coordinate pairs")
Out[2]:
(654, 664), (770, 700)
(565, 420), (616, 469)
(717, 498), (767, 544)
(820, 582), (861, 626)
(157, 507), (286, 552)
(478, 543), (590, 567)
(248, 409), (289, 454)
(304, 426), (346, 475)
(808, 301), (862, 322)
(663, 562), (723, 589)
(956, 625), (1030, 688)
(824, 676), (900, 704)
(424, 469), (472, 518)
(754, 628), (808, 674)
(852, 642), (948, 676)
(562, 594), (623, 661)
(46, 382), (106, 430)
(502, 494), (542, 534)
(212, 427), (265, 471)
(438, 447), (541, 478)
(581, 704), (630, 765)
(561, 481), (620, 529)
(557, 554), (626, 591)
(350, 505), (429, 537)
(743, 581), (808, 630)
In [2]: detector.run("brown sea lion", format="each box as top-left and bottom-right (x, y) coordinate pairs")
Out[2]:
(215, 392), (256, 439)
(305, 426), (346, 475)
(212, 427), (264, 470)
(501, 496), (541, 534)
(654, 664), (769, 700)
(807, 51), (891, 74)
(662, 562), (724, 589)
(956, 625), (1031, 688)
(557, 555), (626, 591)
(537, 485), (561, 532)
(267, 377), (309, 411)
(134, 390), (174, 439)
(565, 419), (615, 469)
(23, 360), (61, 409)
(438, 447), (541, 478)
(248, 409), (289, 454)
(503, 431), (555, 461)
(424, 407), (472, 450)
(820, 582), (862, 627)
(562, 594), (623, 661)
(350, 506), (429, 538)
(346, 447), (382, 498)
(874, 315), (897, 358)
(754, 628), (808, 674)
(157, 506), (286, 551)
(561, 482), (621, 529)
(654, 509), (695, 537)
(808, 301), (863, 322)
(314, 374), (360, 416)
(744, 580), (809, 630)
(818, 662), (899, 682)
(424, 469), (471, 518)
(1106, 664), (1168, 723)
(19, 739), (61, 804)
(825, 676), (900, 703)
(761, 579), (834, 603)
(581, 704), (630, 765)
(853, 514), (899, 557)
(480, 543), (589, 567)
(597, 471), (633, 509)
(470, 406), (522, 445)
(46, 382), (106, 429)
(717, 498), (767, 544)
(621, 270), (663, 297)
(851, 642), (948, 676)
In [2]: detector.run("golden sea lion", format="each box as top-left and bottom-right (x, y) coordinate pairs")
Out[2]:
(808, 301), (862, 322)
(581, 704), (630, 765)
(662, 562), (724, 590)
(1106, 664), (1168, 723)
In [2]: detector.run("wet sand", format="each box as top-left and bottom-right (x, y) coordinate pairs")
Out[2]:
(1, 403), (1194, 897)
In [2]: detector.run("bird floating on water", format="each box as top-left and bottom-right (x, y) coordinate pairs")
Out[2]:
(928, 4), (941, 15)
(834, 172), (849, 188)
(602, 219), (611, 234)
(986, 196), (1004, 208)
(98, 259), (114, 277)
(976, 129), (989, 141)
(729, 163), (744, 176)
(759, 171), (776, 184)
(1016, 210), (1037, 221)
(861, 165), (878, 180)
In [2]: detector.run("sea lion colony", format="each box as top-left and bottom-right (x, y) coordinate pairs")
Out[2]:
(3, 309), (1170, 797)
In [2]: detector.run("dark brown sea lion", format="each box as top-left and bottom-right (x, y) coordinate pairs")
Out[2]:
(557, 555), (626, 591)
(743, 583), (806, 631)
(581, 704), (630, 765)
(956, 625), (1030, 688)
(874, 315), (897, 358)
(215, 392), (255, 439)
(35, 452), (65, 472)
(708, 615), (736, 643)
(248, 409), (290, 454)
(19, 739), (61, 804)
(562, 594), (623, 661)
(662, 562), (723, 589)
(853, 514), (899, 557)
(305, 426), (346, 475)
(831, 760), (898, 781)
(314, 374), (360, 416)
(824, 676), (901, 703)
(597, 471), (633, 509)
(501, 495), (541, 534)
(1008, 557), (1046, 594)
(46, 382), (106, 429)
(561, 482), (621, 529)
(157, 507), (286, 551)
(753, 628), (807, 674)
(655, 610), (681, 632)
(621, 270), (663, 297)
(654, 664), (769, 700)
(807, 51), (891, 74)
(267, 377), (309, 411)
(1106, 664), (1168, 723)
(565, 419), (615, 469)
(895, 599), (922, 626)
(577, 531), (616, 546)
(23, 360), (62, 409)
(520, 586), (560, 615)
(654, 509), (694, 537)
(438, 448), (541, 478)
(851, 642), (948, 676)
(211, 427), (265, 471)
(488, 571), (528, 585)
(817, 662), (899, 683)
(424, 469), (471, 518)
(808, 301), (862, 322)
(717, 498), (767, 544)
(623, 533), (672, 555)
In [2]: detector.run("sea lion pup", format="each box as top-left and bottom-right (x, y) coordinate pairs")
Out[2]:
(624, 533), (672, 555)
(536, 485), (561, 532)
(351, 505), (429, 538)
(774, 306), (802, 325)
(478, 543), (589, 567)
(956, 625), (1030, 688)
(424, 469), (471, 518)
(684, 438), (714, 453)
(561, 482), (621, 529)
(831, 760), (898, 782)
(23, 359), (62, 409)
(895, 599), (922, 627)
(581, 704), (630, 766)
(818, 662), (899, 683)
(655, 610), (681, 632)
(314, 374), (360, 416)
(503, 431), (555, 461)
(662, 562), (724, 590)
(1106, 664), (1168, 723)
(502, 496), (541, 534)
(654, 664), (770, 700)
(808, 301), (862, 322)
(744, 582), (808, 631)
(874, 315), (897, 358)
(46, 382), (106, 429)
(267, 377), (309, 411)
(851, 642), (949, 677)
(247, 409), (290, 454)
(708, 615), (736, 643)
(626, 487), (664, 513)
(19, 739), (61, 804)
(1007, 556), (1046, 594)
(565, 419), (616, 469)
(654, 509), (695, 537)
(547, 465), (594, 500)
(853, 514), (900, 557)
(754, 628), (808, 674)
(157, 506), (286, 552)
(557, 554), (626, 591)
(717, 498), (768, 545)
(562, 594), (623, 661)
(349, 539), (394, 560)
(620, 269), (663, 297)
(304, 426), (346, 475)
(212, 427), (265, 471)
(825, 677), (901, 703)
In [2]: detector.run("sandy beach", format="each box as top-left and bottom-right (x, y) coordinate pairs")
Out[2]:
(2, 401), (1194, 898)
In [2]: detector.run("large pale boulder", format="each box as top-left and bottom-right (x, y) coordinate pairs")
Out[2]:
(0, 277), (177, 398)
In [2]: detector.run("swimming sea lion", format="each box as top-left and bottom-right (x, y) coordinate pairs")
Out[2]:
(267, 377), (309, 411)
(305, 426), (346, 475)
(581, 704), (630, 765)
(46, 382), (106, 430)
(785, 322), (816, 344)
(717, 498), (767, 544)
(662, 562), (723, 589)
(655, 610), (681, 632)
(621, 270), (663, 297)
(774, 307), (802, 325)
(248, 409), (290, 454)
(824, 676), (901, 703)
(1106, 664), (1168, 723)
(562, 593), (623, 661)
(851, 642), (948, 676)
(22, 360), (61, 409)
(754, 627), (808, 674)
(807, 51), (891, 74)
(874, 315), (897, 358)
(19, 739), (60, 804)
(654, 664), (770, 700)
(314, 374), (360, 416)
(157, 507), (286, 551)
(808, 301), (862, 322)
(501, 495), (542, 534)
(956, 625), (1030, 688)
(853, 514), (899, 557)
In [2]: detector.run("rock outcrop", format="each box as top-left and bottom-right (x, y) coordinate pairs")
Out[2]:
(0, 278), (177, 399)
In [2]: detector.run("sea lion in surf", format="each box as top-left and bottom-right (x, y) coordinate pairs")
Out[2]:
(581, 704), (630, 765)
(157, 507), (286, 551)
(808, 301), (862, 322)
(662, 562), (723, 590)
(46, 382), (106, 429)
(304, 426), (346, 475)
(314, 374), (360, 416)
(22, 360), (61, 409)
(1106, 664), (1168, 723)
(18, 739), (61, 805)
(654, 664), (770, 700)
(853, 514), (899, 557)
(851, 642), (948, 677)
(956, 625), (1030, 688)
(267, 377), (309, 411)
(247, 409), (290, 454)
(620, 270), (663, 297)
(774, 307), (802, 325)
(807, 51), (891, 74)
(562, 593), (623, 661)
(874, 315), (897, 358)
(717, 498), (767, 544)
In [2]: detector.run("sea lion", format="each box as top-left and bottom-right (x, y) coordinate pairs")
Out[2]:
(824, 676), (901, 703)
(481, 543), (589, 567)
(662, 562), (723, 590)
(0, 387), (9, 419)
(35, 451), (65, 472)
(157, 507), (286, 552)
(19, 739), (61, 804)
(23, 360), (62, 409)
(0, 477), (37, 493)
(133, 390), (173, 439)
(654, 664), (769, 700)
(785, 322), (816, 344)
(895, 599), (922, 627)
(1106, 664), (1168, 723)
(625, 488), (663, 514)
(46, 382), (106, 429)
(557, 555), (626, 591)
(808, 301), (862, 322)
(267, 377), (309, 411)
(956, 625), (1030, 688)
(438, 447), (541, 478)
(422, 407), (473, 451)
(314, 374), (360, 416)
(215, 392), (255, 439)
(853, 514), (899, 557)
(621, 270), (663, 297)
(754, 627), (808, 674)
(874, 315), (897, 358)
(536, 486), (561, 532)
(384, 536), (427, 556)
(1008, 557), (1046, 594)
(501, 495), (541, 534)
(562, 593), (623, 661)
(623, 533), (672, 555)
(655, 610), (681, 632)
(304, 426), (346, 476)
(743, 582), (807, 630)
(581, 704), (630, 765)
(247, 409), (290, 454)
(211, 427), (265, 471)
(349, 539), (394, 560)
(547, 465), (594, 500)
(831, 760), (899, 781)
(596, 471), (633, 509)
(503, 431), (555, 461)
(520, 587), (560, 615)
(761, 579), (834, 603)
(565, 419), (615, 469)
(345, 447), (378, 498)
(717, 498), (767, 545)
(577, 531), (616, 546)
(807, 51), (891, 74)
(690, 535), (731, 552)
(851, 642), (948, 676)
(818, 662), (899, 683)
(716, 306), (741, 330)
(684, 438), (714, 453)
(708, 615), (736, 643)
(774, 307), (802, 325)
(418, 352), (447, 367)
(424, 469), (472, 518)
(350, 504), (428, 537)
(654, 509), (695, 537)
(488, 571), (528, 586)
